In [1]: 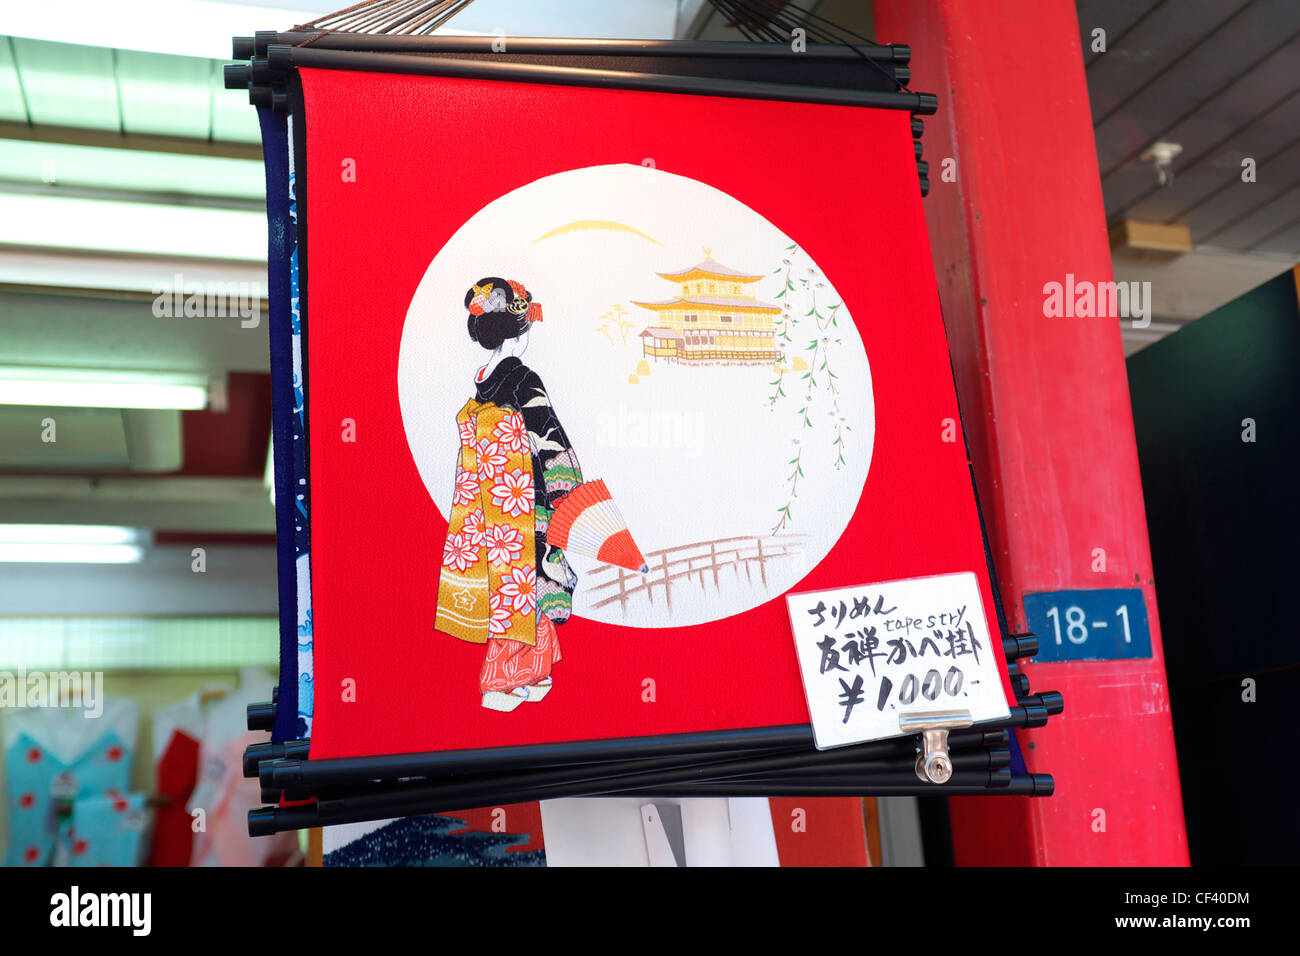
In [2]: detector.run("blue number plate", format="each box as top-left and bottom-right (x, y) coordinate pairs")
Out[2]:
(1021, 589), (1152, 662)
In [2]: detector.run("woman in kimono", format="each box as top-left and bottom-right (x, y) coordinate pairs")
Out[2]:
(434, 277), (584, 712)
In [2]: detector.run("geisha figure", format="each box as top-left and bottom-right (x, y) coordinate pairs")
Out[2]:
(434, 277), (584, 712)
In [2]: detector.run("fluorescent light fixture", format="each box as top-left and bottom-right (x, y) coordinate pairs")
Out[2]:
(0, 525), (146, 563)
(0, 140), (265, 202)
(0, 250), (265, 296)
(0, 367), (209, 410)
(0, 524), (140, 544)
(0, 544), (145, 563)
(0, 193), (266, 262)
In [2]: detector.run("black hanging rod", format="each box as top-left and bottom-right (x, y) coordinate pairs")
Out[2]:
(249, 771), (1053, 836)
(261, 701), (1057, 793)
(246, 44), (937, 114)
(234, 32), (910, 64)
(304, 751), (1010, 821)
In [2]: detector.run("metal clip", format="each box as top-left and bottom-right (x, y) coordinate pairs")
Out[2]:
(899, 710), (973, 784)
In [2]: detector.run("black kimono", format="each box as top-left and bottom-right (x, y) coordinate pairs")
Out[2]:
(475, 357), (584, 623)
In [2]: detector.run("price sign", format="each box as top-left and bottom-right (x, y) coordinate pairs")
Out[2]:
(1022, 588), (1152, 662)
(786, 572), (1011, 749)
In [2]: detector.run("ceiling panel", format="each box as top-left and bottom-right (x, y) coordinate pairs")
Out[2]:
(1082, 0), (1300, 260)
(0, 291), (269, 376)
(1201, 179), (1300, 250)
(1106, 86), (1300, 222)
(11, 37), (120, 131)
(1085, 0), (1249, 123)
(1077, 0), (1163, 67)
(0, 37), (28, 122)
(0, 406), (129, 470)
(116, 49), (213, 139)
(1176, 159), (1300, 248)
(1256, 218), (1300, 255)
(1092, 0), (1300, 175)
(0, 36), (260, 145)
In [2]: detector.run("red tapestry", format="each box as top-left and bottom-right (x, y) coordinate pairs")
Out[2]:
(299, 67), (1011, 758)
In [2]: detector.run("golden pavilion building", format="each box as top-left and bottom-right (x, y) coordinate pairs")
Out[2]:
(634, 257), (780, 365)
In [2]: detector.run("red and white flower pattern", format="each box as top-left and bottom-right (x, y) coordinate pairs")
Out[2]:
(476, 439), (508, 481)
(487, 591), (513, 635)
(444, 402), (551, 648)
(493, 411), (528, 453)
(461, 508), (487, 546)
(498, 565), (537, 614)
(453, 468), (478, 506)
(490, 468), (534, 517)
(483, 524), (525, 568)
(442, 532), (478, 573)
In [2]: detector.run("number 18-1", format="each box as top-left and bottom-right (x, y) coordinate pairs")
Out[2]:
(1046, 604), (1132, 645)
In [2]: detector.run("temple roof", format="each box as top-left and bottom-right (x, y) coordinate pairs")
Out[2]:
(655, 258), (764, 283)
(639, 327), (680, 339)
(632, 294), (780, 312)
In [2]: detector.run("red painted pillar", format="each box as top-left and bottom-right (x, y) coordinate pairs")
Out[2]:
(872, 0), (1189, 865)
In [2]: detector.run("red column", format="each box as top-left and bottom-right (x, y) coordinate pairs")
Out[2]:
(872, 0), (1189, 865)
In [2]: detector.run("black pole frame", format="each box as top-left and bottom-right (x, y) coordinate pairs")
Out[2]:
(264, 703), (1053, 794)
(249, 771), (1052, 837)
(279, 743), (1010, 808)
(271, 731), (1010, 803)
(244, 33), (911, 64)
(264, 45), (936, 114)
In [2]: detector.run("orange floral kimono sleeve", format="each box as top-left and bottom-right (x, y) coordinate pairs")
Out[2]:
(435, 399), (539, 646)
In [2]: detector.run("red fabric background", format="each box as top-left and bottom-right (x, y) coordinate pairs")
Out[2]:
(300, 68), (1011, 759)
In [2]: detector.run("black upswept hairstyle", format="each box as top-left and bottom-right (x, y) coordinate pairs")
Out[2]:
(465, 276), (532, 351)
